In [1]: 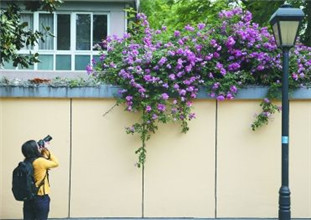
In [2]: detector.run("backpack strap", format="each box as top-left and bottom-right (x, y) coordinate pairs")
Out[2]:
(37, 171), (47, 194)
(25, 158), (47, 195)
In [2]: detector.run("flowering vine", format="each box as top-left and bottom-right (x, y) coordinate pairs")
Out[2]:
(89, 8), (311, 167)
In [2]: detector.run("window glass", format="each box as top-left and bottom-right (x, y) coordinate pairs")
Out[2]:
(75, 55), (90, 70)
(38, 55), (54, 70)
(56, 55), (71, 70)
(57, 14), (71, 50)
(76, 14), (90, 50)
(39, 14), (54, 50)
(92, 55), (100, 64)
(2, 61), (16, 70)
(93, 15), (107, 49)
(20, 14), (33, 50)
(18, 60), (34, 70)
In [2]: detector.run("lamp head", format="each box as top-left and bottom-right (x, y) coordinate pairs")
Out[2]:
(269, 4), (304, 48)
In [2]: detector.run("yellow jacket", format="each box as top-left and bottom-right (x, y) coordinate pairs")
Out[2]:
(33, 150), (59, 195)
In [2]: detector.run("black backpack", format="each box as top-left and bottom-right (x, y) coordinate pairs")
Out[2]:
(12, 159), (45, 201)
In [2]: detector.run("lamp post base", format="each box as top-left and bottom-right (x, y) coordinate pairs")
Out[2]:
(279, 186), (291, 220)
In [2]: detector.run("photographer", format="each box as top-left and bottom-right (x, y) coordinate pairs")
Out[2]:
(21, 138), (59, 220)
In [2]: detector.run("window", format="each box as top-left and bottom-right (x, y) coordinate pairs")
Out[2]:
(3, 12), (109, 71)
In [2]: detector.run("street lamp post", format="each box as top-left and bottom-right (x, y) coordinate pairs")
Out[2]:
(269, 4), (304, 220)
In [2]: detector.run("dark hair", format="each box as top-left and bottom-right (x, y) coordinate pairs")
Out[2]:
(22, 140), (41, 161)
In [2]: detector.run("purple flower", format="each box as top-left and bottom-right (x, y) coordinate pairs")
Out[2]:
(205, 54), (213, 61)
(138, 88), (146, 94)
(213, 52), (220, 58)
(157, 104), (166, 112)
(212, 82), (220, 90)
(217, 95), (225, 101)
(257, 65), (265, 71)
(168, 51), (175, 56)
(109, 62), (117, 68)
(228, 63), (241, 71)
(177, 71), (184, 77)
(118, 89), (127, 95)
(186, 86), (194, 92)
(173, 84), (179, 90)
(264, 98), (270, 103)
(126, 96), (133, 101)
(169, 74), (176, 80)
(230, 85), (238, 93)
(197, 23), (206, 30)
(162, 83), (169, 88)
(179, 89), (186, 96)
(292, 73), (298, 80)
(226, 36), (236, 48)
(185, 64), (193, 72)
(144, 75), (152, 82)
(189, 113), (196, 120)
(152, 114), (158, 120)
(183, 79), (191, 85)
(185, 24), (195, 31)
(195, 44), (203, 52)
(161, 93), (169, 100)
(174, 31), (181, 37)
(100, 54), (106, 61)
(86, 65), (93, 74)
(158, 57), (167, 66)
(262, 111), (271, 117)
(146, 106), (152, 112)
(226, 93), (234, 100)
(210, 39), (218, 47)
(91, 58), (96, 65)
(126, 126), (135, 133)
(220, 68), (227, 76)
(243, 11), (252, 22)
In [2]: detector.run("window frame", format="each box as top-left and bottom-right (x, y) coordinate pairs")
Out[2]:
(9, 11), (110, 71)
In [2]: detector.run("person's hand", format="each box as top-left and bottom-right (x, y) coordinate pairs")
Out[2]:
(41, 142), (51, 159)
(43, 141), (51, 149)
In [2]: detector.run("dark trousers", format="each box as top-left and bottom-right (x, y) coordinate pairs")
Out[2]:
(23, 195), (50, 220)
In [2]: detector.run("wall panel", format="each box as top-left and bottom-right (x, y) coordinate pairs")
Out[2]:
(144, 100), (216, 217)
(0, 99), (71, 219)
(290, 101), (311, 217)
(0, 99), (3, 217)
(70, 99), (142, 217)
(217, 100), (281, 217)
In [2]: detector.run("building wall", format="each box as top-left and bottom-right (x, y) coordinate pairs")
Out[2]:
(0, 98), (310, 219)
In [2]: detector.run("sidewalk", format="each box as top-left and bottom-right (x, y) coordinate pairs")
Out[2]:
(51, 217), (311, 220)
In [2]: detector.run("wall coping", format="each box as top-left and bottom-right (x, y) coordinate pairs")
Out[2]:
(1, 85), (311, 99)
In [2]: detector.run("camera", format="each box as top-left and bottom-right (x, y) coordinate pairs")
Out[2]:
(38, 135), (52, 148)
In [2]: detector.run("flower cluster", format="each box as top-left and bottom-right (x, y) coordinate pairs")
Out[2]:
(90, 8), (311, 167)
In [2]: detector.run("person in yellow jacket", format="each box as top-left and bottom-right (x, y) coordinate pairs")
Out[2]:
(21, 139), (59, 220)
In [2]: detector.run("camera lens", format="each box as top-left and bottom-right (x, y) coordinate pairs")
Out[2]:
(43, 135), (52, 142)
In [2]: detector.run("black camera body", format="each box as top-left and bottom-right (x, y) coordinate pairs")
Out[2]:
(38, 135), (52, 148)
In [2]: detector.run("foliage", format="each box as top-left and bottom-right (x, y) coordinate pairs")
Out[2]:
(240, 0), (311, 46)
(89, 7), (311, 167)
(0, 1), (62, 68)
(140, 0), (231, 31)
(140, 0), (311, 47)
